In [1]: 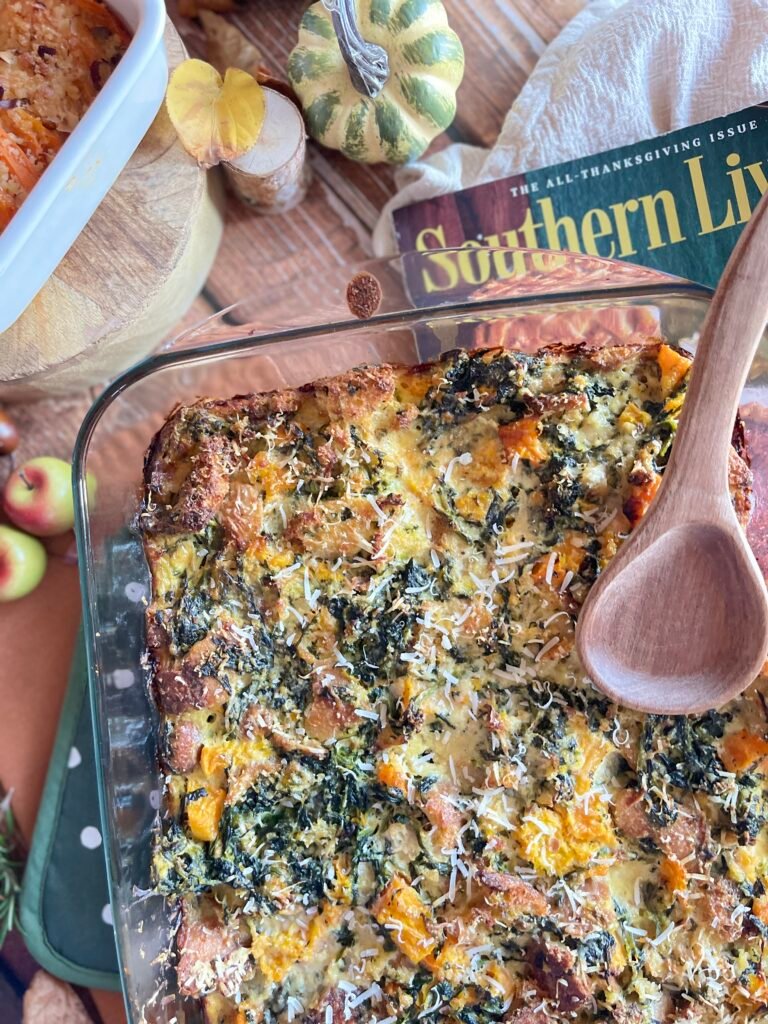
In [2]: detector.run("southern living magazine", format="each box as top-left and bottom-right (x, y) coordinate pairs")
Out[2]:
(394, 103), (768, 305)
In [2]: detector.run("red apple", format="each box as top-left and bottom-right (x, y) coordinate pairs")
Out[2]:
(0, 410), (19, 455)
(3, 456), (74, 537)
(0, 525), (47, 601)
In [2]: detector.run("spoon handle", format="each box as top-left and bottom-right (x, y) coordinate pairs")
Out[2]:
(665, 190), (768, 506)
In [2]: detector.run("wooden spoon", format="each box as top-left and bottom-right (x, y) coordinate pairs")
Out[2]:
(576, 194), (768, 715)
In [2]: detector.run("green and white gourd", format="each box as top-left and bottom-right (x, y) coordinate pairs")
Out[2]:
(288, 0), (464, 165)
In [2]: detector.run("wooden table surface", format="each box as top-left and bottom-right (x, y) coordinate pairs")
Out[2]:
(0, 0), (584, 1019)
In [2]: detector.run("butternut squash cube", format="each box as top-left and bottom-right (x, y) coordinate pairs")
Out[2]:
(532, 536), (584, 589)
(623, 474), (661, 527)
(721, 728), (768, 772)
(186, 787), (226, 842)
(657, 344), (691, 397)
(376, 759), (409, 794)
(199, 744), (229, 776)
(659, 856), (687, 894)
(498, 417), (547, 466)
(372, 876), (436, 964)
(617, 401), (651, 434)
(424, 937), (471, 983)
(517, 802), (616, 876)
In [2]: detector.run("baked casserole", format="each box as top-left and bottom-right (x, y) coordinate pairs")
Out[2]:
(0, 0), (130, 230)
(141, 341), (767, 1024)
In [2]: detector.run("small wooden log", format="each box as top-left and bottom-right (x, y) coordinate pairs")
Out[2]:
(224, 87), (310, 214)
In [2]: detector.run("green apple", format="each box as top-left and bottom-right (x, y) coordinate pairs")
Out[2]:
(3, 456), (74, 537)
(0, 525), (47, 601)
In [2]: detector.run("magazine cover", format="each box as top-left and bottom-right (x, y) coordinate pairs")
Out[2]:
(394, 104), (768, 305)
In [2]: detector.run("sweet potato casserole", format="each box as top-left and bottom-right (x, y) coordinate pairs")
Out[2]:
(141, 341), (768, 1024)
(0, 0), (130, 230)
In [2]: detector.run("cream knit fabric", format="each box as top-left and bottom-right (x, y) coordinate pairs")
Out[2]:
(373, 0), (768, 255)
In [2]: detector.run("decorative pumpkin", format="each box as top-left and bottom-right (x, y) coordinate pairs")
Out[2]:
(287, 0), (464, 165)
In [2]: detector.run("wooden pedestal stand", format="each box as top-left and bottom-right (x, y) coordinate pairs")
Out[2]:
(0, 22), (224, 401)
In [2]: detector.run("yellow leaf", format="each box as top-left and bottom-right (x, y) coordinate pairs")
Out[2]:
(166, 58), (265, 168)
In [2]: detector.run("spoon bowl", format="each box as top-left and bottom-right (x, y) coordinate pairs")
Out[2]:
(578, 519), (768, 715)
(576, 191), (768, 715)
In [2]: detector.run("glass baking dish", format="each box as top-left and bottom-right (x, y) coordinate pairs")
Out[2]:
(72, 249), (768, 1023)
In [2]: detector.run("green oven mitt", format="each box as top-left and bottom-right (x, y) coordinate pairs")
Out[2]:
(19, 631), (120, 990)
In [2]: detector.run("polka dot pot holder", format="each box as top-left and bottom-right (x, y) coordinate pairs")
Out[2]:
(19, 630), (120, 990)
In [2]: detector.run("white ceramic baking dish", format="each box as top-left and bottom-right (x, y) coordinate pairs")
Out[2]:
(0, 0), (168, 335)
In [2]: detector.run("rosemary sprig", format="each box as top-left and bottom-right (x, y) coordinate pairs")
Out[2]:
(0, 792), (22, 948)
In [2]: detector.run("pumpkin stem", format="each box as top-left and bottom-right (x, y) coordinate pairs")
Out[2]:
(324, 0), (389, 98)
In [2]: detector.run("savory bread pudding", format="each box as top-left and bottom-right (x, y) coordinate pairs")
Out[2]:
(0, 0), (130, 229)
(141, 341), (768, 1024)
